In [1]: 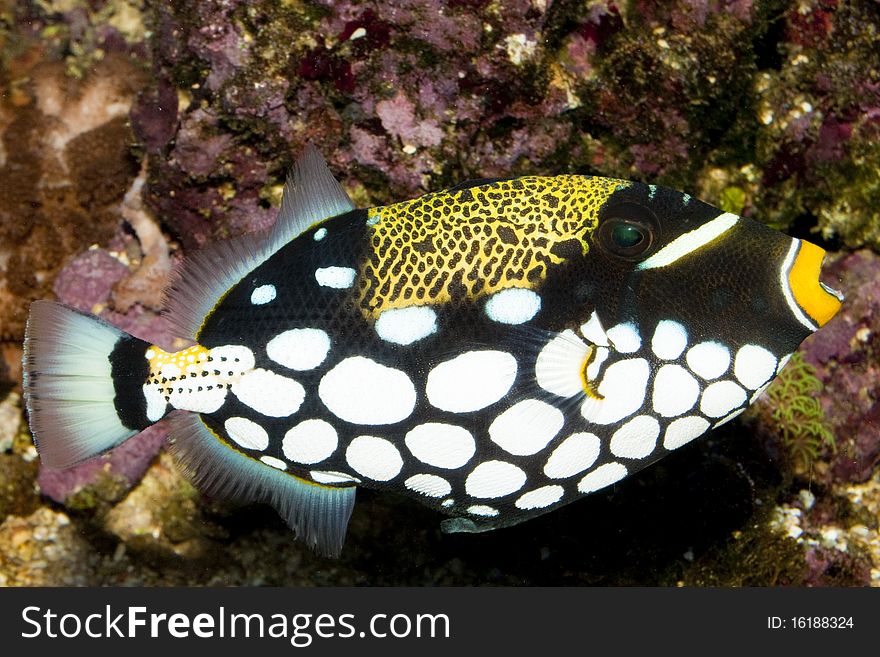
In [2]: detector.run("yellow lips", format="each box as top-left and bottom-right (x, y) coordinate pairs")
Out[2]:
(788, 240), (842, 327)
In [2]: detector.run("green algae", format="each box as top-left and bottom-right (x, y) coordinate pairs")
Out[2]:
(764, 353), (836, 470)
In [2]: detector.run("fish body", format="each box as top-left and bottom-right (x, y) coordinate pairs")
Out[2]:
(23, 148), (843, 555)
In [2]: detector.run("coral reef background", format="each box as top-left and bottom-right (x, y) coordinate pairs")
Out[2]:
(1, 0), (878, 585)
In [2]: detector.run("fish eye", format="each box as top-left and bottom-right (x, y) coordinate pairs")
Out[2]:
(595, 202), (659, 260)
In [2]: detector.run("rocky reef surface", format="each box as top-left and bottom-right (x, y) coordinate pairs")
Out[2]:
(0, 0), (878, 585)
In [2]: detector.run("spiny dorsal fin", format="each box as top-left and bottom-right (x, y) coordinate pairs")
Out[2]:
(270, 144), (355, 246)
(166, 412), (356, 557)
(164, 146), (355, 340)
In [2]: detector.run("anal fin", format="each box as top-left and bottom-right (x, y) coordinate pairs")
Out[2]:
(165, 412), (355, 557)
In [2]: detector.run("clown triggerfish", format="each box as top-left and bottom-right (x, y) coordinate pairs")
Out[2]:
(23, 147), (843, 556)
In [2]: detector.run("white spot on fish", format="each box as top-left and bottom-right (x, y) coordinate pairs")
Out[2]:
(405, 423), (476, 469)
(232, 369), (305, 417)
(143, 384), (167, 422)
(345, 435), (403, 481)
(313, 227), (327, 241)
(465, 460), (527, 499)
(663, 416), (710, 450)
(651, 320), (688, 360)
(319, 356), (416, 424)
(543, 432), (601, 479)
(577, 462), (627, 493)
(310, 470), (360, 485)
(266, 328), (331, 371)
(404, 474), (451, 498)
(734, 344), (778, 390)
(609, 415), (659, 459)
(250, 284), (276, 305)
(375, 306), (438, 345)
(581, 357), (649, 425)
(225, 416), (268, 451)
(315, 266), (356, 289)
(652, 364), (700, 417)
(606, 322), (642, 353)
(686, 341), (730, 380)
(489, 399), (564, 456)
(260, 455), (287, 471)
(426, 350), (517, 413)
(467, 505), (499, 517)
(700, 380), (747, 418)
(484, 288), (541, 324)
(515, 485), (564, 510)
(282, 419), (338, 464)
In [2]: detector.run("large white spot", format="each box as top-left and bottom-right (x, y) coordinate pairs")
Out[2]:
(143, 384), (167, 422)
(225, 416), (269, 451)
(543, 432), (601, 479)
(250, 284), (276, 305)
(232, 369), (305, 417)
(581, 358), (649, 425)
(345, 435), (403, 481)
(686, 341), (730, 380)
(651, 320), (688, 360)
(375, 306), (438, 345)
(663, 416), (711, 450)
(700, 380), (747, 418)
(609, 415), (659, 459)
(315, 266), (356, 289)
(577, 462), (628, 493)
(208, 345), (256, 371)
(319, 356), (416, 424)
(405, 423), (476, 469)
(535, 330), (590, 397)
(260, 455), (287, 470)
(606, 322), (642, 353)
(489, 399), (564, 456)
(266, 328), (331, 371)
(404, 474), (451, 498)
(310, 470), (360, 485)
(515, 485), (564, 510)
(484, 288), (541, 324)
(282, 419), (338, 464)
(426, 350), (517, 413)
(465, 460), (527, 499)
(652, 364), (700, 417)
(734, 344), (778, 390)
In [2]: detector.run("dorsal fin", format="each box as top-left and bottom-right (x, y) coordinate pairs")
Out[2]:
(270, 144), (356, 246)
(164, 146), (356, 340)
(166, 412), (356, 557)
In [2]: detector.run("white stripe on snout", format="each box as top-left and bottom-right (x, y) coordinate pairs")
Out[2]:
(779, 239), (818, 332)
(637, 212), (738, 270)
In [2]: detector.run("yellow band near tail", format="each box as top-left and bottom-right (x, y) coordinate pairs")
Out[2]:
(788, 241), (842, 328)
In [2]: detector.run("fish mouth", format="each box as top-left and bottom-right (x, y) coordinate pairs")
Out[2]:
(781, 239), (843, 331)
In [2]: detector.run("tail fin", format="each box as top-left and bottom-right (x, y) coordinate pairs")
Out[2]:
(23, 300), (154, 468)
